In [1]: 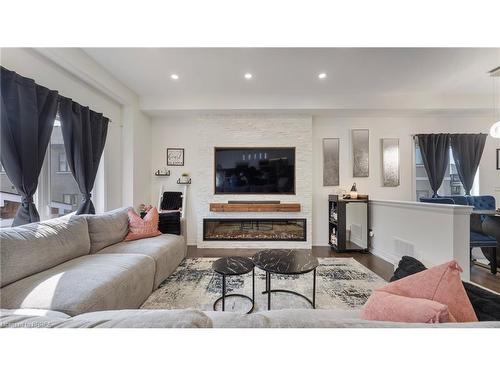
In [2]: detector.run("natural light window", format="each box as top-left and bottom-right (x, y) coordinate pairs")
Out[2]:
(1, 116), (104, 226)
(48, 118), (81, 218)
(415, 144), (479, 200)
(0, 162), (21, 227)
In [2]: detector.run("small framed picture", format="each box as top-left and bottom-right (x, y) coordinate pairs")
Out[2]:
(167, 148), (184, 166)
(497, 148), (500, 170)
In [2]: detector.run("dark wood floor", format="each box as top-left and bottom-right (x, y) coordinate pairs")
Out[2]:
(187, 246), (500, 292)
(187, 246), (395, 281)
(470, 264), (500, 293)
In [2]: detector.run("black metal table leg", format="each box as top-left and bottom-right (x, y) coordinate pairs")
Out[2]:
(312, 268), (316, 308)
(492, 247), (498, 275)
(252, 268), (255, 302)
(222, 274), (226, 311)
(267, 271), (271, 310)
(213, 267), (255, 314)
(261, 268), (318, 309)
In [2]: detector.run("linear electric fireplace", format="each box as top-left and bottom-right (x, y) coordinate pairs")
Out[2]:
(203, 218), (306, 241)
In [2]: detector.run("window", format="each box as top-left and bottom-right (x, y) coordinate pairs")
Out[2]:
(57, 152), (70, 173)
(415, 143), (479, 200)
(0, 162), (21, 228)
(62, 193), (79, 205)
(48, 119), (81, 218)
(0, 116), (103, 226)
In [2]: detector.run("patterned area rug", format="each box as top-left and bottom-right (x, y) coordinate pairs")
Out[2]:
(141, 257), (387, 312)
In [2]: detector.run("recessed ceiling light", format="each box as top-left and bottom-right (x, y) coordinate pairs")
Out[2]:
(318, 72), (327, 79)
(244, 73), (253, 80)
(170, 74), (179, 80)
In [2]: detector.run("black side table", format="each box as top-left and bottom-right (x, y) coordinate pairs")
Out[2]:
(212, 256), (255, 314)
(252, 249), (319, 310)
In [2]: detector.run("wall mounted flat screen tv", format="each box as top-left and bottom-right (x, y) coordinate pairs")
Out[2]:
(215, 147), (295, 194)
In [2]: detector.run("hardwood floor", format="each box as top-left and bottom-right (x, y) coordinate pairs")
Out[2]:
(187, 245), (500, 292)
(187, 245), (395, 281)
(470, 264), (500, 293)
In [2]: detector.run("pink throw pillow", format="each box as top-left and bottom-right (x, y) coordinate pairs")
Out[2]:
(362, 260), (477, 323)
(361, 291), (455, 323)
(124, 207), (161, 241)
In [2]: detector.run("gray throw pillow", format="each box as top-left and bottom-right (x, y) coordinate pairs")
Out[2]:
(84, 207), (131, 253)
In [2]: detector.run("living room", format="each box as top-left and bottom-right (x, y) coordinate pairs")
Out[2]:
(1, 1), (500, 374)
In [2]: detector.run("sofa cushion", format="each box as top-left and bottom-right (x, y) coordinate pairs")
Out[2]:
(83, 207), (130, 253)
(0, 254), (155, 316)
(98, 233), (186, 289)
(378, 260), (477, 322)
(0, 308), (70, 319)
(71, 309), (212, 328)
(0, 309), (211, 328)
(207, 309), (362, 328)
(0, 311), (69, 328)
(361, 291), (455, 323)
(0, 214), (90, 287)
(204, 311), (271, 328)
(391, 256), (500, 321)
(124, 207), (161, 241)
(255, 309), (362, 328)
(207, 309), (500, 328)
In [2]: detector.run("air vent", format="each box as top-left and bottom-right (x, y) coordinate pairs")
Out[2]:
(393, 237), (415, 258)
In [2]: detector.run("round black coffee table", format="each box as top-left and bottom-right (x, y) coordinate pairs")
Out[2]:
(252, 249), (319, 310)
(212, 256), (255, 314)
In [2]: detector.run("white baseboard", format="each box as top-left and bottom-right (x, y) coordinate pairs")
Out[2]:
(370, 247), (399, 268)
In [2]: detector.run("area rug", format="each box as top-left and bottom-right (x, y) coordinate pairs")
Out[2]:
(141, 257), (387, 312)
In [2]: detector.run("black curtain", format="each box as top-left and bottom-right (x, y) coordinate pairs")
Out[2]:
(417, 134), (450, 197)
(58, 97), (108, 214)
(450, 134), (487, 195)
(0, 67), (58, 226)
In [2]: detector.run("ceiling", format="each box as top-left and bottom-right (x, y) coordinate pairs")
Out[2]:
(83, 48), (500, 115)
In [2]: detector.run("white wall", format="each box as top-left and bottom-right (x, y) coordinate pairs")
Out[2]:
(313, 114), (500, 246)
(122, 105), (153, 209)
(151, 115), (313, 248)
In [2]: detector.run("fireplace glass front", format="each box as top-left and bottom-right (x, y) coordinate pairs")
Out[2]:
(203, 218), (306, 241)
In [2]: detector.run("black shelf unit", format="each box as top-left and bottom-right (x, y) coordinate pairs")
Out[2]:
(328, 195), (369, 252)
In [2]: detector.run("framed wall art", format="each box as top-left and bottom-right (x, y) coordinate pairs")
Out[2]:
(381, 138), (400, 187)
(323, 138), (340, 186)
(167, 148), (185, 166)
(352, 129), (369, 177)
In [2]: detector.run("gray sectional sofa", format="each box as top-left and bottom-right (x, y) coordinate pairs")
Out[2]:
(0, 207), (187, 316)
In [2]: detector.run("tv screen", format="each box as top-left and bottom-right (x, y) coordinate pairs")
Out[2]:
(215, 147), (295, 194)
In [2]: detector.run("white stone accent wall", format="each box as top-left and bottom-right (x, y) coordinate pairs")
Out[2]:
(196, 115), (313, 249)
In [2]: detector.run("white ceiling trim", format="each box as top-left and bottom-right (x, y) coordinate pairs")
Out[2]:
(34, 48), (139, 106)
